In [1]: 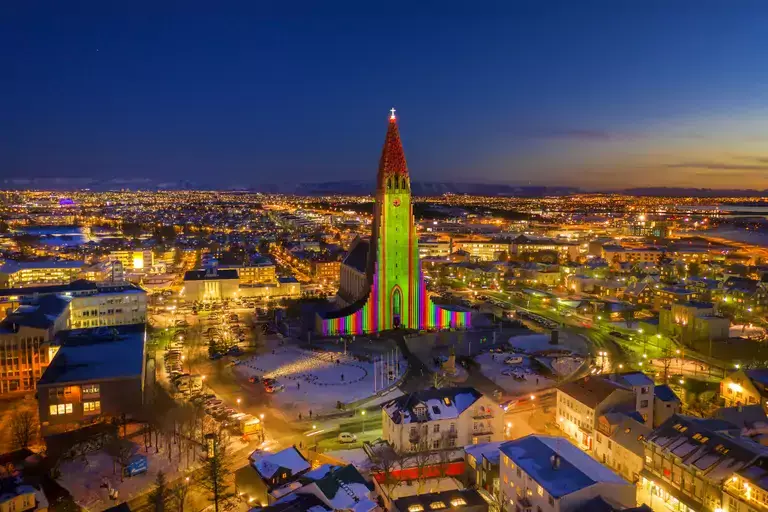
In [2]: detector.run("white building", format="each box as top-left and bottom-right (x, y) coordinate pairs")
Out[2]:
(382, 387), (503, 453)
(67, 283), (147, 329)
(499, 435), (636, 512)
(593, 413), (651, 484)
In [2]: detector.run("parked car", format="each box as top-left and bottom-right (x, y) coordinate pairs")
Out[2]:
(337, 432), (357, 443)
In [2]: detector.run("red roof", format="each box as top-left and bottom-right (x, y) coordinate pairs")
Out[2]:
(377, 113), (408, 187)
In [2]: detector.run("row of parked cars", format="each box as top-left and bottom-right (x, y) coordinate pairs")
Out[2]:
(247, 375), (285, 394)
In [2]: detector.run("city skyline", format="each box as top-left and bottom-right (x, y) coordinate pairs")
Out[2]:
(4, 2), (768, 189)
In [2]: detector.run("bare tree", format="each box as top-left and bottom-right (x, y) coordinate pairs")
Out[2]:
(105, 437), (134, 482)
(10, 410), (37, 449)
(170, 478), (192, 512)
(147, 471), (169, 512)
(370, 445), (407, 499)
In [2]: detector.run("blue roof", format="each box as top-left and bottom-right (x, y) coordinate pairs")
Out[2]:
(654, 384), (680, 403)
(464, 441), (505, 465)
(38, 325), (146, 386)
(500, 435), (626, 498)
(746, 369), (768, 387)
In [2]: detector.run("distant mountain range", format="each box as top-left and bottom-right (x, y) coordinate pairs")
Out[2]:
(3, 177), (768, 198)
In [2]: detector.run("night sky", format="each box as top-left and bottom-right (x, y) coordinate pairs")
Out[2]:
(3, 1), (768, 190)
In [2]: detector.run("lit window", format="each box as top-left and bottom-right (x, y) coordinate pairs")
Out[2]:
(537, 485), (544, 497)
(450, 498), (467, 507)
(49, 405), (57, 416)
(408, 506), (424, 512)
(429, 502), (446, 510)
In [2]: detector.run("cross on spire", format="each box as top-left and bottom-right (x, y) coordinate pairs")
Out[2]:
(389, 108), (396, 121)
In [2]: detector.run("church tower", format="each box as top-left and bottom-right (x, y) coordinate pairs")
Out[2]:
(317, 110), (471, 335)
(369, 108), (419, 329)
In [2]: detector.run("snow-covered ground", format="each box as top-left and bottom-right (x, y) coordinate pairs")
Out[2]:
(475, 333), (586, 394)
(324, 448), (372, 470)
(476, 352), (555, 394)
(507, 333), (586, 355)
(58, 434), (248, 511)
(236, 347), (406, 415)
(730, 324), (766, 339)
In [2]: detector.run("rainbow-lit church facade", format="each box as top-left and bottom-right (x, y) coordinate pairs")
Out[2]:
(316, 111), (471, 335)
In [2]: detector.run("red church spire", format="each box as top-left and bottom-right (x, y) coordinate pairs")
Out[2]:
(377, 108), (409, 189)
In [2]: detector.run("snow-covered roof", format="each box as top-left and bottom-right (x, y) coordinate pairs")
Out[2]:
(252, 447), (310, 480)
(383, 387), (483, 424)
(500, 435), (627, 499)
(464, 441), (505, 465)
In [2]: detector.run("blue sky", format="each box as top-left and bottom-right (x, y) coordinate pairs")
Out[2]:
(3, 1), (768, 189)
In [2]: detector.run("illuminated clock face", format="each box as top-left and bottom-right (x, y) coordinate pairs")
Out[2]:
(392, 199), (401, 207)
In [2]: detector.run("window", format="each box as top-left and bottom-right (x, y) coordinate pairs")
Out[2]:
(429, 502), (446, 510)
(640, 400), (649, 408)
(433, 424), (440, 433)
(537, 485), (544, 497)
(450, 498), (466, 507)
(82, 384), (100, 395)
(84, 401), (101, 414)
(408, 506), (424, 512)
(548, 496), (555, 507)
(433, 440), (440, 449)
(50, 403), (73, 416)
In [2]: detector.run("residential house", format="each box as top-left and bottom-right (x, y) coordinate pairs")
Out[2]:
(499, 435), (636, 512)
(382, 387), (503, 453)
(594, 412), (651, 484)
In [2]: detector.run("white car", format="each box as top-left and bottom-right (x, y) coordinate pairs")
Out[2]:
(337, 432), (358, 444)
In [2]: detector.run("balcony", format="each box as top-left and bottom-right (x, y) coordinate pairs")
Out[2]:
(473, 427), (494, 436)
(472, 411), (493, 420)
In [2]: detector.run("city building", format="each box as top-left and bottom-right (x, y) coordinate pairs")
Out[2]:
(653, 385), (682, 428)
(499, 435), (636, 512)
(79, 259), (125, 284)
(310, 259), (341, 283)
(720, 368), (768, 408)
(37, 324), (147, 434)
(0, 474), (48, 512)
(382, 387), (502, 453)
(109, 250), (153, 271)
(464, 441), (504, 495)
(392, 489), (487, 512)
(659, 302), (730, 345)
(67, 282), (147, 329)
(594, 413), (651, 483)
(183, 268), (239, 302)
(641, 414), (766, 512)
(458, 240), (509, 262)
(418, 237), (452, 259)
(0, 295), (69, 395)
(0, 260), (84, 288)
(511, 235), (579, 262)
(235, 446), (311, 506)
(317, 111), (471, 334)
(219, 255), (277, 285)
(556, 376), (636, 450)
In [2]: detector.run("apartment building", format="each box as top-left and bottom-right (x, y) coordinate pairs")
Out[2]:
(0, 260), (84, 288)
(511, 235), (579, 262)
(67, 282), (147, 329)
(641, 414), (766, 512)
(37, 324), (147, 434)
(0, 295), (69, 395)
(499, 435), (636, 512)
(556, 376), (635, 450)
(310, 260), (341, 283)
(594, 413), (651, 484)
(382, 387), (503, 453)
(109, 249), (153, 271)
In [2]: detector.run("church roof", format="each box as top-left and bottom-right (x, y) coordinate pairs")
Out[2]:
(342, 239), (369, 274)
(377, 110), (408, 188)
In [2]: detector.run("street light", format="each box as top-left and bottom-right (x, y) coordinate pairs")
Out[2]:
(361, 410), (366, 434)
